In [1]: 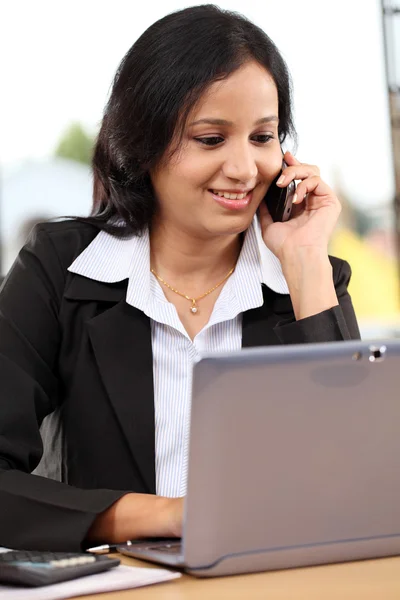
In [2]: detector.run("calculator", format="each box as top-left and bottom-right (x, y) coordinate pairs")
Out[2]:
(0, 550), (120, 587)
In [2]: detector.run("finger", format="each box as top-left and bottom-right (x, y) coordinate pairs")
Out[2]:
(293, 176), (320, 205)
(284, 151), (321, 176)
(277, 164), (320, 187)
(293, 176), (334, 205)
(283, 150), (301, 166)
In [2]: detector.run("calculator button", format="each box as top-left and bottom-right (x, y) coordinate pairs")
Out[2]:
(53, 560), (67, 567)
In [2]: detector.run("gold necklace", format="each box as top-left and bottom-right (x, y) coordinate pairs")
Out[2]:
(150, 266), (235, 315)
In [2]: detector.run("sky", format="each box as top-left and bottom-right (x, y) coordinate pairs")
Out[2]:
(0, 0), (397, 208)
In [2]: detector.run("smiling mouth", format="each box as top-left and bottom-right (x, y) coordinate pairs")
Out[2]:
(210, 189), (254, 200)
(209, 189), (254, 211)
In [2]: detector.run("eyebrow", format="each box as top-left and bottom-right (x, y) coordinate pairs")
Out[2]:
(189, 116), (279, 127)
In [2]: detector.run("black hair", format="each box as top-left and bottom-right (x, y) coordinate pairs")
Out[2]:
(85, 4), (296, 236)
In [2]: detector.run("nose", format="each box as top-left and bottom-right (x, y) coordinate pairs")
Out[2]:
(222, 141), (258, 183)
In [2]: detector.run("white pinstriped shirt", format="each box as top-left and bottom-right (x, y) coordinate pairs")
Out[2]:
(68, 217), (288, 497)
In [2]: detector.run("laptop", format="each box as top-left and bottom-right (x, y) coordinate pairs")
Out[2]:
(118, 338), (400, 577)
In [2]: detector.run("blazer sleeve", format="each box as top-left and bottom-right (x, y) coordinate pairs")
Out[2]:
(0, 226), (125, 551)
(273, 257), (361, 344)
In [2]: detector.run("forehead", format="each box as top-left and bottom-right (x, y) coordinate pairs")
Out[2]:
(190, 61), (279, 122)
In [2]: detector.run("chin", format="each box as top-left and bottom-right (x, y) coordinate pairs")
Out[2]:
(206, 212), (256, 237)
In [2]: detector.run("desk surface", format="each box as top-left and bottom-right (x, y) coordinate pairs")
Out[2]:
(74, 554), (400, 599)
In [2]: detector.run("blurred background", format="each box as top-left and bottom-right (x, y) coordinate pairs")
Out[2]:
(1, 0), (400, 339)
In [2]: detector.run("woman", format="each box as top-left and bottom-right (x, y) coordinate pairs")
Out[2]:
(0, 5), (360, 552)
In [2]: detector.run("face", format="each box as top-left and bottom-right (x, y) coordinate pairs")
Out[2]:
(150, 60), (283, 239)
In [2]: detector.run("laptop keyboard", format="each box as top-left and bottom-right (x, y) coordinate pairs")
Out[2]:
(147, 543), (182, 555)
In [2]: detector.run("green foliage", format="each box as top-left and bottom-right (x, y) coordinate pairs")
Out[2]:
(54, 123), (94, 165)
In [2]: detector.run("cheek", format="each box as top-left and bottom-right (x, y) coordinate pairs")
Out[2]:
(174, 154), (219, 188)
(260, 154), (283, 183)
(255, 155), (282, 205)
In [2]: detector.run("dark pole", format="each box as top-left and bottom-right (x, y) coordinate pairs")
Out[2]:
(0, 164), (3, 276)
(381, 0), (400, 281)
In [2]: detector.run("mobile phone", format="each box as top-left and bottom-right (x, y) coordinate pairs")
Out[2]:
(264, 160), (296, 222)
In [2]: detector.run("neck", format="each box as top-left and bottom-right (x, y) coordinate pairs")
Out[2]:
(150, 220), (242, 287)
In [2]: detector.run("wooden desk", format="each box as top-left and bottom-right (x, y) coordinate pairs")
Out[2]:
(74, 554), (400, 599)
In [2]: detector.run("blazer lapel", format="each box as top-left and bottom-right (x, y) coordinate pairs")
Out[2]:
(65, 275), (156, 494)
(242, 285), (292, 348)
(63, 274), (294, 494)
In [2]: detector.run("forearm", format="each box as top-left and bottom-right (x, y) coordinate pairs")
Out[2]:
(86, 493), (182, 544)
(281, 247), (338, 321)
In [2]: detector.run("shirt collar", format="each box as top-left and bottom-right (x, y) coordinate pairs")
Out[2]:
(68, 217), (289, 309)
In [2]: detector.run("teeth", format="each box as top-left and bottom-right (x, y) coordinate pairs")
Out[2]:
(212, 191), (249, 200)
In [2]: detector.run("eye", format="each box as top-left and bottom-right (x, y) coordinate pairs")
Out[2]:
(194, 136), (224, 146)
(251, 134), (274, 144)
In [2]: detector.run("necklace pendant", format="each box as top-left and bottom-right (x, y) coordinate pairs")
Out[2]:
(190, 301), (198, 314)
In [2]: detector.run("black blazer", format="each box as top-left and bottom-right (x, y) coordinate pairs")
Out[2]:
(0, 221), (360, 552)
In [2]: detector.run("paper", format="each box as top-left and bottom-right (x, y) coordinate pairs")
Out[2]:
(0, 565), (181, 599)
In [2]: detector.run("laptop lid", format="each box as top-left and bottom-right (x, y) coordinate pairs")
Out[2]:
(182, 339), (400, 574)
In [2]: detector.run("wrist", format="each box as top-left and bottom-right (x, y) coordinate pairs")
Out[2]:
(280, 247), (338, 321)
(280, 245), (330, 274)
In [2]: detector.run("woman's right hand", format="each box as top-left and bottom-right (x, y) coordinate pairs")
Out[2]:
(87, 493), (184, 544)
(164, 496), (185, 538)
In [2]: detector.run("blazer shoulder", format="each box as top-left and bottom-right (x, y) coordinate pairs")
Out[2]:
(29, 219), (100, 271)
(328, 255), (352, 293)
